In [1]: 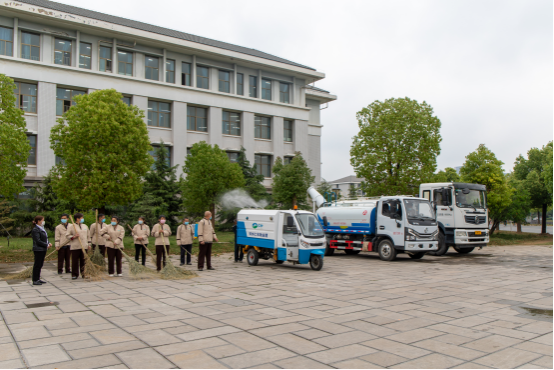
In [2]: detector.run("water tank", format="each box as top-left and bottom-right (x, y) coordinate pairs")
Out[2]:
(316, 203), (377, 234)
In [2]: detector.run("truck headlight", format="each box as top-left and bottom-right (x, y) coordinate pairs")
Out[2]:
(406, 235), (416, 241)
(456, 231), (467, 237)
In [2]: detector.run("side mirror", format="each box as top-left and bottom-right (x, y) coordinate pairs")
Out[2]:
(322, 216), (328, 227)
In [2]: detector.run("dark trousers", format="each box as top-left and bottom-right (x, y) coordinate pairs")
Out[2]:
(57, 247), (71, 273)
(33, 250), (46, 282)
(71, 249), (85, 278)
(198, 243), (212, 269)
(135, 244), (146, 265)
(107, 248), (122, 275)
(155, 245), (170, 271)
(92, 244), (106, 257)
(234, 242), (243, 262)
(180, 244), (192, 264)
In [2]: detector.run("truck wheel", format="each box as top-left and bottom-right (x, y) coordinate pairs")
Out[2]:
(428, 231), (448, 256)
(310, 255), (323, 271)
(344, 250), (361, 255)
(454, 247), (474, 254)
(409, 252), (425, 259)
(247, 249), (259, 266)
(324, 245), (335, 256)
(378, 240), (396, 261)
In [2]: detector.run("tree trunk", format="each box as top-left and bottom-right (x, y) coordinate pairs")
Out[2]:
(292, 195), (297, 209)
(99, 206), (106, 215)
(516, 222), (522, 233)
(489, 220), (499, 236)
(537, 210), (540, 225)
(542, 203), (547, 234)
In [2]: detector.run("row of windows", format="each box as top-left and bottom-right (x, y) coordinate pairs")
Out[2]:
(0, 27), (293, 103)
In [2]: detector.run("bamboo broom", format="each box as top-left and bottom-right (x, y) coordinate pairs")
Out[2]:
(69, 215), (102, 280)
(159, 226), (196, 280)
(126, 224), (156, 266)
(113, 241), (157, 277)
(4, 239), (71, 280)
(90, 209), (106, 269)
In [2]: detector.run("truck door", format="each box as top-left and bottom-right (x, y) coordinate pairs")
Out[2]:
(282, 214), (299, 260)
(434, 189), (454, 227)
(377, 199), (404, 246)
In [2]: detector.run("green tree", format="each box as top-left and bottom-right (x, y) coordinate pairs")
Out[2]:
(504, 174), (531, 232)
(433, 167), (460, 182)
(316, 178), (332, 197)
(236, 146), (268, 201)
(27, 171), (76, 227)
(514, 142), (553, 233)
(351, 97), (442, 196)
(460, 144), (513, 235)
(181, 141), (245, 218)
(50, 89), (153, 213)
(348, 183), (358, 199)
(272, 152), (315, 209)
(0, 74), (31, 199)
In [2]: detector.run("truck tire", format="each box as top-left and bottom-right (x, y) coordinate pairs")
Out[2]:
(378, 240), (396, 261)
(409, 252), (425, 259)
(310, 255), (323, 271)
(345, 250), (361, 255)
(324, 245), (335, 256)
(428, 230), (448, 256)
(454, 247), (474, 254)
(247, 249), (259, 266)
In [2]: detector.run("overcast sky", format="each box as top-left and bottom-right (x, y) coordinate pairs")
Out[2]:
(59, 0), (553, 181)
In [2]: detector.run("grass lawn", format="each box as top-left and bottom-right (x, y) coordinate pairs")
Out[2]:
(489, 231), (553, 247)
(0, 231), (236, 264)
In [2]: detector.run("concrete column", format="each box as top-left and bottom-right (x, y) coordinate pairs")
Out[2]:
(175, 59), (182, 85)
(75, 31), (80, 68)
(257, 70), (262, 97)
(208, 106), (222, 147)
(242, 112), (255, 165)
(192, 55), (197, 87)
(272, 116), (285, 161)
(161, 48), (166, 82)
(294, 119), (308, 155)
(36, 82), (57, 177)
(272, 80), (279, 102)
(172, 101), (187, 177)
(210, 67), (218, 92)
(42, 34), (52, 64)
(133, 95), (149, 126)
(13, 18), (18, 58)
(244, 72), (250, 97)
(231, 64), (236, 95)
(91, 39), (98, 71)
(135, 52), (144, 79)
(112, 38), (117, 73)
(299, 87), (306, 107)
(291, 77), (296, 105)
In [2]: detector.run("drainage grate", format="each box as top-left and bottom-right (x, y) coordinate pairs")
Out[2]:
(24, 302), (59, 308)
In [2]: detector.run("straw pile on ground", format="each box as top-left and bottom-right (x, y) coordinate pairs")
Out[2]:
(116, 245), (157, 277)
(159, 234), (197, 280)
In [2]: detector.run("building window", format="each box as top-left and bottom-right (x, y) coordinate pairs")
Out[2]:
(0, 27), (13, 56)
(79, 42), (91, 69)
(254, 116), (271, 139)
(147, 101), (171, 128)
(148, 146), (171, 168)
(249, 76), (257, 98)
(255, 154), (272, 177)
(55, 156), (66, 166)
(181, 62), (191, 86)
(284, 120), (293, 142)
(197, 66), (209, 89)
(99, 46), (112, 72)
(187, 147), (191, 157)
(237, 73), (244, 95)
(222, 111), (241, 136)
(227, 152), (239, 163)
(284, 156), (293, 165)
(18, 186), (33, 200)
(262, 79), (272, 100)
(27, 135), (37, 165)
(218, 70), (230, 93)
(166, 59), (175, 83)
(145, 56), (159, 80)
(122, 96), (131, 106)
(54, 38), (71, 66)
(56, 88), (85, 116)
(280, 83), (290, 103)
(14, 82), (37, 113)
(117, 50), (133, 76)
(187, 106), (208, 132)
(21, 32), (40, 61)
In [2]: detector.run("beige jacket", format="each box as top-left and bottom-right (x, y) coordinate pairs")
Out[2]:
(90, 222), (108, 246)
(100, 224), (125, 249)
(176, 224), (194, 245)
(66, 223), (90, 251)
(54, 224), (70, 249)
(132, 224), (150, 245)
(197, 218), (217, 243)
(151, 223), (171, 246)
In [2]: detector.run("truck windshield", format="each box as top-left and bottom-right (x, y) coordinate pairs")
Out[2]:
(403, 199), (435, 220)
(455, 189), (486, 209)
(296, 214), (325, 238)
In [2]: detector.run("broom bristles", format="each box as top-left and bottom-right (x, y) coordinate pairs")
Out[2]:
(90, 246), (106, 269)
(159, 234), (197, 280)
(117, 246), (157, 277)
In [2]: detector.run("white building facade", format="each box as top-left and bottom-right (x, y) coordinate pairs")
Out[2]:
(0, 0), (336, 193)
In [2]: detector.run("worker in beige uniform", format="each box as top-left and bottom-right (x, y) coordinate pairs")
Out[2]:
(66, 212), (91, 280)
(101, 216), (125, 277)
(197, 211), (218, 271)
(151, 215), (171, 271)
(177, 217), (194, 266)
(132, 217), (150, 266)
(54, 213), (71, 274)
(89, 213), (107, 257)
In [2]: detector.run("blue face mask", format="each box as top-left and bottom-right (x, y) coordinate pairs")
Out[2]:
(80, 218), (85, 223)
(184, 222), (189, 225)
(138, 220), (143, 225)
(111, 222), (117, 226)
(102, 218), (106, 223)
(209, 217), (212, 220)
(61, 219), (67, 224)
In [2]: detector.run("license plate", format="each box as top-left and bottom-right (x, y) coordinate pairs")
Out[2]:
(475, 231), (481, 235)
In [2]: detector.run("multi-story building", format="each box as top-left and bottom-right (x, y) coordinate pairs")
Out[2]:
(328, 175), (365, 199)
(0, 0), (336, 195)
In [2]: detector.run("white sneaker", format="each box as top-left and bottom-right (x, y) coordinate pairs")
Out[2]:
(109, 274), (114, 277)
(117, 274), (123, 277)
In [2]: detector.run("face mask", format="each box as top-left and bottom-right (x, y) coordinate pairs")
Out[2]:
(111, 222), (117, 226)
(209, 217), (212, 220)
(102, 218), (106, 223)
(80, 219), (85, 223)
(138, 220), (143, 225)
(61, 219), (67, 224)
(41, 221), (46, 226)
(184, 222), (189, 225)
(160, 220), (166, 224)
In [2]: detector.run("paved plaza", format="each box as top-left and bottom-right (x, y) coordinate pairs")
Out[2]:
(0, 245), (552, 369)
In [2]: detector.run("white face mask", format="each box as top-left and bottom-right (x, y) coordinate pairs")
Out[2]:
(41, 221), (46, 226)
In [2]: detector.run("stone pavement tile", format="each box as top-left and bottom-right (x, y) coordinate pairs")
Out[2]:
(513, 342), (553, 356)
(133, 329), (181, 346)
(2, 312), (37, 325)
(263, 315), (311, 326)
(331, 358), (383, 368)
(426, 323), (492, 339)
(220, 347), (296, 368)
(90, 328), (136, 345)
(517, 321), (553, 335)
(314, 330), (377, 348)
(325, 312), (374, 324)
(203, 344), (246, 359)
(125, 321), (179, 334)
(48, 323), (116, 337)
(362, 338), (431, 359)
(156, 337), (228, 356)
(473, 324), (542, 341)
(463, 334), (523, 352)
(0, 343), (20, 361)
(220, 317), (268, 330)
(530, 334), (553, 346)
(177, 325), (240, 341)
(432, 333), (476, 346)
(246, 364), (280, 369)
(343, 320), (399, 337)
(293, 328), (330, 340)
(363, 316), (401, 325)
(71, 314), (111, 327)
(359, 351), (409, 367)
(67, 340), (147, 360)
(99, 365), (129, 369)
(0, 358), (25, 369)
(166, 325), (197, 335)
(219, 332), (276, 352)
(21, 344), (71, 367)
(289, 308), (334, 319)
(273, 355), (332, 369)
(306, 344), (376, 365)
(255, 307), (296, 318)
(11, 326), (50, 342)
(301, 319), (354, 334)
(18, 332), (91, 350)
(384, 328), (443, 344)
(0, 336), (13, 344)
(249, 323), (311, 338)
(116, 348), (175, 369)
(531, 356), (553, 368)
(34, 354), (122, 369)
(61, 338), (101, 351)
(445, 316), (497, 328)
(474, 348), (542, 369)
(451, 362), (492, 369)
(385, 318), (436, 332)
(390, 353), (465, 369)
(267, 333), (327, 355)
(413, 339), (487, 361)
(167, 350), (227, 369)
(186, 317), (226, 330)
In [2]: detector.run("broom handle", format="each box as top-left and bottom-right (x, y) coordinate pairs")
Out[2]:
(160, 226), (169, 258)
(47, 238), (72, 259)
(69, 216), (88, 253)
(95, 209), (99, 249)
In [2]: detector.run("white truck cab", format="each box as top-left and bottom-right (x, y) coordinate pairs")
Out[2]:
(419, 182), (489, 255)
